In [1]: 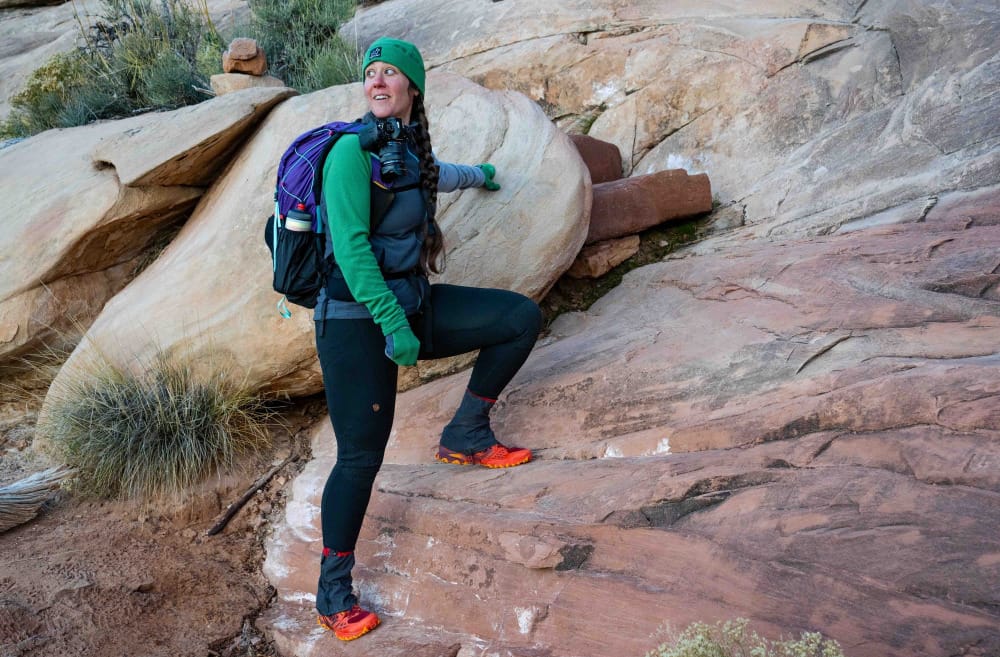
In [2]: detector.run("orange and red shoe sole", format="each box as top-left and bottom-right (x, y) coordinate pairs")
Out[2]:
(434, 445), (532, 468)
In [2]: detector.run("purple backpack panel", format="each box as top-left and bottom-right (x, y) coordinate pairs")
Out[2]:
(274, 121), (363, 231)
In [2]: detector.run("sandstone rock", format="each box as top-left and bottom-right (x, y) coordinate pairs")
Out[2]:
(90, 86), (295, 187)
(210, 73), (285, 96)
(202, 0), (250, 34)
(0, 86), (294, 367)
(0, 259), (141, 364)
(566, 235), (639, 279)
(345, 1), (858, 68)
(223, 38), (266, 76)
(587, 170), (712, 244)
(0, 121), (197, 367)
(224, 37), (258, 61)
(397, 351), (478, 393)
(44, 73), (590, 402)
(348, 0), (999, 242)
(567, 133), (621, 184)
(264, 192), (1000, 657)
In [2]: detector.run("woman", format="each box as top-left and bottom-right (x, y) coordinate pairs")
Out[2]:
(313, 37), (542, 641)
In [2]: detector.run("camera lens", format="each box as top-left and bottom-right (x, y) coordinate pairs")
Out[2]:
(380, 140), (406, 180)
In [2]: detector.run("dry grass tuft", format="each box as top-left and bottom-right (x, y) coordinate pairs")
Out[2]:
(42, 353), (272, 500)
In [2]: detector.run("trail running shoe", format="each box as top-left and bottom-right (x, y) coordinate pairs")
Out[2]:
(435, 443), (532, 468)
(317, 605), (380, 641)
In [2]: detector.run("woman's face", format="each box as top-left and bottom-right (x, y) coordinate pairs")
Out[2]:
(364, 62), (419, 123)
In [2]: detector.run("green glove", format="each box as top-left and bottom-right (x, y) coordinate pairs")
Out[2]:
(384, 325), (420, 366)
(477, 163), (501, 191)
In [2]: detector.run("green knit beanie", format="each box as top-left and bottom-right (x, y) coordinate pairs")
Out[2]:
(362, 37), (426, 96)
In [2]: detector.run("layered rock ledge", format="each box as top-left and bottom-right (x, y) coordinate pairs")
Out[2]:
(262, 190), (1000, 656)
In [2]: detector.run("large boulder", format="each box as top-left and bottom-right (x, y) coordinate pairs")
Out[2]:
(0, 86), (294, 367)
(43, 73), (590, 401)
(261, 188), (1000, 657)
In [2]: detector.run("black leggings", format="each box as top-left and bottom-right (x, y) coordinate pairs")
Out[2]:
(315, 283), (542, 552)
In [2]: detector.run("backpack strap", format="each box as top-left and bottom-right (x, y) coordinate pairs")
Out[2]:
(370, 177), (394, 232)
(368, 180), (420, 229)
(310, 130), (350, 233)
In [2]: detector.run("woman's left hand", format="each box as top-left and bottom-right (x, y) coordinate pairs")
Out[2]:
(385, 325), (420, 366)
(477, 163), (501, 191)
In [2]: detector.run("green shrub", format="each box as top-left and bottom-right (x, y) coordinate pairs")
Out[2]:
(0, 0), (223, 138)
(82, 0), (223, 108)
(43, 353), (271, 500)
(1, 0), (366, 139)
(241, 0), (360, 92)
(646, 618), (846, 657)
(0, 53), (90, 138)
(297, 38), (362, 92)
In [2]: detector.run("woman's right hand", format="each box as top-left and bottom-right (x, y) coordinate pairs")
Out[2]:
(385, 325), (420, 366)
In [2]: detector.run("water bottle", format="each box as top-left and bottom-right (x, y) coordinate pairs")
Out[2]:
(284, 203), (313, 232)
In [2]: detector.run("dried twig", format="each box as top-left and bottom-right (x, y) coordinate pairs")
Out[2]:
(206, 454), (296, 536)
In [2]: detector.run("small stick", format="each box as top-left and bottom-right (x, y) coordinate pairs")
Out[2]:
(206, 453), (296, 536)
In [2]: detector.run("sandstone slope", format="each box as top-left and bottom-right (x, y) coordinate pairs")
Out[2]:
(259, 1), (1000, 655)
(263, 188), (1000, 657)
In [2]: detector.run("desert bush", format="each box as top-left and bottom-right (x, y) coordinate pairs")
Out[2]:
(0, 53), (91, 138)
(1, 0), (365, 139)
(241, 0), (360, 92)
(43, 354), (271, 500)
(645, 618), (846, 657)
(1, 0), (223, 138)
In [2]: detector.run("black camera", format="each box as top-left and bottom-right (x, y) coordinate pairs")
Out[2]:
(359, 116), (408, 181)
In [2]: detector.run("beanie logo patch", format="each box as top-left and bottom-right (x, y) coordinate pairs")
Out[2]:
(369, 46), (382, 58)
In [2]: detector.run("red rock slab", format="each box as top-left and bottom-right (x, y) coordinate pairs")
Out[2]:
(587, 169), (712, 244)
(262, 433), (1000, 656)
(568, 133), (624, 184)
(566, 234), (640, 278)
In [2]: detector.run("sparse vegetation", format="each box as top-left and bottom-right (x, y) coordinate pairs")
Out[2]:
(0, 53), (90, 138)
(42, 353), (271, 500)
(645, 618), (846, 657)
(240, 0), (361, 92)
(1, 0), (364, 139)
(1, 0), (224, 139)
(540, 218), (702, 325)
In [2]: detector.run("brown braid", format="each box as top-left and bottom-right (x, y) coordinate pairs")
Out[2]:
(410, 95), (445, 274)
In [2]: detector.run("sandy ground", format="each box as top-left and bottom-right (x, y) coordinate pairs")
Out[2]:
(0, 379), (327, 657)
